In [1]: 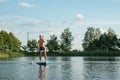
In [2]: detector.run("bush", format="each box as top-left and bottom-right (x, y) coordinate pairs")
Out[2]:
(0, 52), (24, 58)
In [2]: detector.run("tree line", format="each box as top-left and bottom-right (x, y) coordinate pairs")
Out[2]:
(82, 27), (120, 51)
(0, 30), (21, 51)
(1, 27), (120, 53)
(26, 28), (74, 53)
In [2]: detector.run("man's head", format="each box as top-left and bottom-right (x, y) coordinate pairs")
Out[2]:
(39, 35), (42, 38)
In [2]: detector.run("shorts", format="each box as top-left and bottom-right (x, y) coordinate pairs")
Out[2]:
(39, 47), (45, 51)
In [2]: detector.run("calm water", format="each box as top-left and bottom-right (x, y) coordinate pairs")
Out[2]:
(0, 57), (120, 80)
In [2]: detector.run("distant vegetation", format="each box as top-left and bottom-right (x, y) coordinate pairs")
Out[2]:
(22, 28), (74, 53)
(82, 27), (120, 51)
(0, 30), (21, 51)
(1, 27), (120, 58)
(0, 30), (24, 58)
(0, 52), (24, 58)
(47, 51), (120, 56)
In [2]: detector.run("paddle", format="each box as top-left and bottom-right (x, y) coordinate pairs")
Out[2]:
(30, 48), (38, 64)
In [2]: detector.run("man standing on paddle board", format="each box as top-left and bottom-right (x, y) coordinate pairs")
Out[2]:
(38, 35), (47, 62)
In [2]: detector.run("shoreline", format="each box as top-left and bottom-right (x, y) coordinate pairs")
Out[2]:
(1, 51), (120, 58)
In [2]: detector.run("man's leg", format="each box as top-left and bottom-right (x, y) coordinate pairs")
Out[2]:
(44, 49), (47, 62)
(40, 50), (42, 61)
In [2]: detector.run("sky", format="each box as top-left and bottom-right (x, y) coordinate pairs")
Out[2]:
(0, 0), (120, 50)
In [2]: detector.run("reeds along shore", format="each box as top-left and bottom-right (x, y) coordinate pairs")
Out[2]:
(0, 52), (24, 58)
(47, 51), (120, 56)
(1, 51), (120, 58)
(0, 53), (9, 58)
(24, 51), (120, 57)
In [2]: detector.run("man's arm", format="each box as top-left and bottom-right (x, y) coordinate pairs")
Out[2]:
(42, 36), (45, 43)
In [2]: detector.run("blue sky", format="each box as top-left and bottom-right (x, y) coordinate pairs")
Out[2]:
(0, 0), (120, 50)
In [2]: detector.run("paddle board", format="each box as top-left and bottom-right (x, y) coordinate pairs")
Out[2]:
(36, 61), (51, 65)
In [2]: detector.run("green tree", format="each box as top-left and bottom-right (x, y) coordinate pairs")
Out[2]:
(0, 32), (4, 49)
(107, 27), (116, 37)
(106, 28), (118, 51)
(117, 39), (120, 49)
(87, 28), (101, 51)
(60, 41), (66, 52)
(88, 39), (100, 51)
(88, 28), (119, 51)
(8, 32), (21, 51)
(94, 28), (101, 40)
(21, 45), (28, 52)
(0, 30), (9, 50)
(82, 27), (95, 51)
(27, 39), (37, 52)
(0, 30), (21, 51)
(46, 34), (59, 53)
(60, 28), (74, 51)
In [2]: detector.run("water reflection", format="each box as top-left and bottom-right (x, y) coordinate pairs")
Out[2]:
(46, 57), (73, 80)
(39, 65), (47, 80)
(61, 57), (72, 80)
(1, 57), (120, 80)
(83, 57), (120, 80)
(84, 57), (118, 61)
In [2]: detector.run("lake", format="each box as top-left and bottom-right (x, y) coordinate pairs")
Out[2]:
(0, 57), (120, 80)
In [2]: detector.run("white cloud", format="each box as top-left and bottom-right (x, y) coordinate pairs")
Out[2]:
(100, 28), (107, 34)
(0, 15), (26, 28)
(84, 20), (120, 25)
(76, 14), (84, 21)
(22, 20), (60, 27)
(73, 32), (82, 38)
(13, 16), (26, 20)
(20, 14), (85, 27)
(22, 20), (42, 26)
(71, 14), (85, 24)
(0, 15), (27, 21)
(0, 22), (14, 27)
(18, 2), (34, 8)
(62, 14), (85, 26)
(0, 28), (10, 33)
(28, 29), (62, 34)
(117, 32), (120, 38)
(13, 30), (26, 35)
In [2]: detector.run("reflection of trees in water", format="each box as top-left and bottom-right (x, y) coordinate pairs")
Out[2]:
(39, 65), (46, 80)
(47, 57), (72, 80)
(47, 57), (71, 62)
(83, 57), (116, 61)
(61, 57), (72, 80)
(83, 57), (120, 80)
(61, 57), (71, 61)
(48, 57), (58, 61)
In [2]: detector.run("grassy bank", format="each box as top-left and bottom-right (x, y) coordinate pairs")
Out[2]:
(1, 51), (120, 58)
(0, 52), (24, 58)
(23, 51), (120, 56)
(47, 51), (120, 56)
